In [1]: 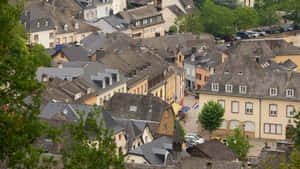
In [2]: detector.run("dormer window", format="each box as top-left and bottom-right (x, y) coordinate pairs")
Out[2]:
(37, 22), (40, 28)
(74, 22), (79, 29)
(225, 84), (233, 93)
(64, 24), (68, 31)
(237, 72), (243, 76)
(74, 92), (82, 100)
(239, 85), (247, 94)
(45, 21), (48, 27)
(136, 21), (140, 26)
(286, 89), (295, 97)
(211, 83), (219, 92)
(269, 88), (278, 96)
(143, 19), (148, 25)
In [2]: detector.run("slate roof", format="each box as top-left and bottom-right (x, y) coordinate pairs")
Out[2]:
(41, 77), (97, 106)
(180, 0), (198, 14)
(24, 0), (99, 35)
(80, 32), (107, 55)
(40, 102), (123, 134)
(226, 39), (300, 63)
(167, 5), (185, 17)
(186, 140), (237, 161)
(36, 67), (84, 81)
(103, 15), (130, 30)
(127, 136), (173, 164)
(61, 44), (91, 62)
(127, 0), (152, 5)
(279, 59), (297, 70)
(114, 118), (154, 149)
(120, 5), (161, 20)
(200, 52), (300, 101)
(105, 93), (172, 122)
(21, 6), (56, 33)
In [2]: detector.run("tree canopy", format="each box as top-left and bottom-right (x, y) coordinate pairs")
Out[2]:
(287, 111), (300, 150)
(234, 7), (260, 30)
(226, 127), (251, 160)
(31, 44), (52, 67)
(198, 101), (224, 133)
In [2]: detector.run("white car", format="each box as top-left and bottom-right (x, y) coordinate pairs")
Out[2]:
(185, 133), (205, 148)
(253, 29), (266, 36)
(246, 31), (259, 38)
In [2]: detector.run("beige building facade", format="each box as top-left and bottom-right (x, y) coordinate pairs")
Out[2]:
(198, 93), (298, 140)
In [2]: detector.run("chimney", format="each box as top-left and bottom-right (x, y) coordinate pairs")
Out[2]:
(42, 74), (48, 82)
(57, 62), (63, 69)
(102, 80), (106, 89)
(288, 68), (292, 81)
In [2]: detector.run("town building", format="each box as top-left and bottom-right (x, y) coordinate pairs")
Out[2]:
(198, 52), (300, 140)
(37, 61), (127, 106)
(119, 5), (165, 38)
(105, 93), (175, 136)
(75, 0), (112, 21)
(89, 15), (130, 34)
(21, 0), (99, 48)
(39, 102), (127, 154)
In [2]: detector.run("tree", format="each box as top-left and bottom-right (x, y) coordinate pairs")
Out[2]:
(0, 0), (47, 168)
(226, 127), (251, 161)
(287, 111), (300, 150)
(234, 7), (259, 30)
(175, 14), (204, 35)
(31, 44), (52, 67)
(61, 107), (125, 169)
(198, 0), (236, 37)
(258, 7), (281, 26)
(168, 25), (178, 34)
(282, 0), (300, 24)
(198, 101), (224, 134)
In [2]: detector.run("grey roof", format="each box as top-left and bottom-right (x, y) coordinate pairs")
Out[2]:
(200, 52), (300, 101)
(103, 15), (130, 30)
(24, 0), (100, 35)
(127, 0), (152, 5)
(40, 102), (123, 134)
(61, 45), (91, 62)
(41, 77), (97, 106)
(36, 67), (84, 81)
(180, 0), (197, 14)
(42, 61), (127, 93)
(114, 118), (153, 149)
(167, 5), (185, 17)
(279, 59), (297, 70)
(21, 6), (56, 33)
(120, 5), (161, 20)
(187, 140), (237, 161)
(80, 32), (108, 55)
(105, 93), (172, 122)
(127, 136), (173, 164)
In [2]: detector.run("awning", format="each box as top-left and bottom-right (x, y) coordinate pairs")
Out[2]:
(172, 103), (182, 116)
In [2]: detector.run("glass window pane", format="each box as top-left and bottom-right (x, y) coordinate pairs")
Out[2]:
(277, 125), (282, 134)
(265, 124), (269, 133)
(271, 124), (276, 133)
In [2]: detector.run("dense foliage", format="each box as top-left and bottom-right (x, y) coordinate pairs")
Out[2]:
(226, 127), (251, 160)
(287, 111), (300, 150)
(198, 101), (224, 133)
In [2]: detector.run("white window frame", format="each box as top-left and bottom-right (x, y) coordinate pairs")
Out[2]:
(286, 105), (295, 117)
(239, 85), (247, 94)
(211, 83), (219, 92)
(245, 102), (253, 114)
(269, 88), (278, 96)
(286, 89), (295, 97)
(225, 84), (233, 93)
(218, 100), (225, 109)
(232, 101), (239, 113)
(269, 104), (277, 116)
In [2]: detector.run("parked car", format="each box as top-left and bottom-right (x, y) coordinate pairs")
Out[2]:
(264, 27), (272, 34)
(185, 133), (205, 148)
(246, 31), (259, 38)
(236, 32), (251, 39)
(232, 34), (241, 40)
(223, 36), (233, 42)
(287, 24), (295, 31)
(270, 26), (281, 34)
(252, 29), (266, 36)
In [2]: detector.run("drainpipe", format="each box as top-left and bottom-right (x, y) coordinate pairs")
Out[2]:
(259, 98), (262, 139)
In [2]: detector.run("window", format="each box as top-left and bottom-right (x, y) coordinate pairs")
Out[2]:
(245, 102), (253, 115)
(286, 89), (295, 97)
(34, 35), (39, 41)
(49, 42), (54, 48)
(143, 19), (148, 24)
(286, 105), (295, 117)
(186, 68), (190, 75)
(220, 120), (227, 129)
(269, 88), (278, 96)
(49, 32), (54, 39)
(150, 18), (153, 23)
(136, 20), (140, 26)
(68, 36), (73, 43)
(45, 21), (48, 27)
(211, 83), (219, 92)
(218, 100), (225, 109)
(239, 85), (247, 94)
(269, 104), (277, 116)
(244, 121), (255, 132)
(119, 134), (121, 140)
(230, 120), (240, 129)
(264, 123), (282, 134)
(232, 101), (239, 113)
(204, 76), (208, 81)
(56, 38), (60, 44)
(160, 89), (163, 98)
(37, 22), (40, 28)
(225, 84), (233, 93)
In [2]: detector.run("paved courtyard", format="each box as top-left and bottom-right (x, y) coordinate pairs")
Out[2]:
(181, 95), (278, 157)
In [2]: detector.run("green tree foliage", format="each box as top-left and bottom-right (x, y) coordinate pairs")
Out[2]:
(176, 14), (204, 35)
(31, 44), (52, 67)
(211, 0), (241, 9)
(0, 0), (46, 168)
(168, 25), (178, 34)
(226, 127), (251, 160)
(199, 0), (235, 37)
(281, 0), (300, 24)
(234, 7), (260, 30)
(198, 101), (224, 133)
(287, 111), (300, 150)
(261, 150), (300, 169)
(258, 7), (281, 26)
(61, 108), (125, 169)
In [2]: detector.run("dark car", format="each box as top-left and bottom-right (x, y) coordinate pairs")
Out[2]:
(223, 36), (233, 42)
(236, 32), (250, 39)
